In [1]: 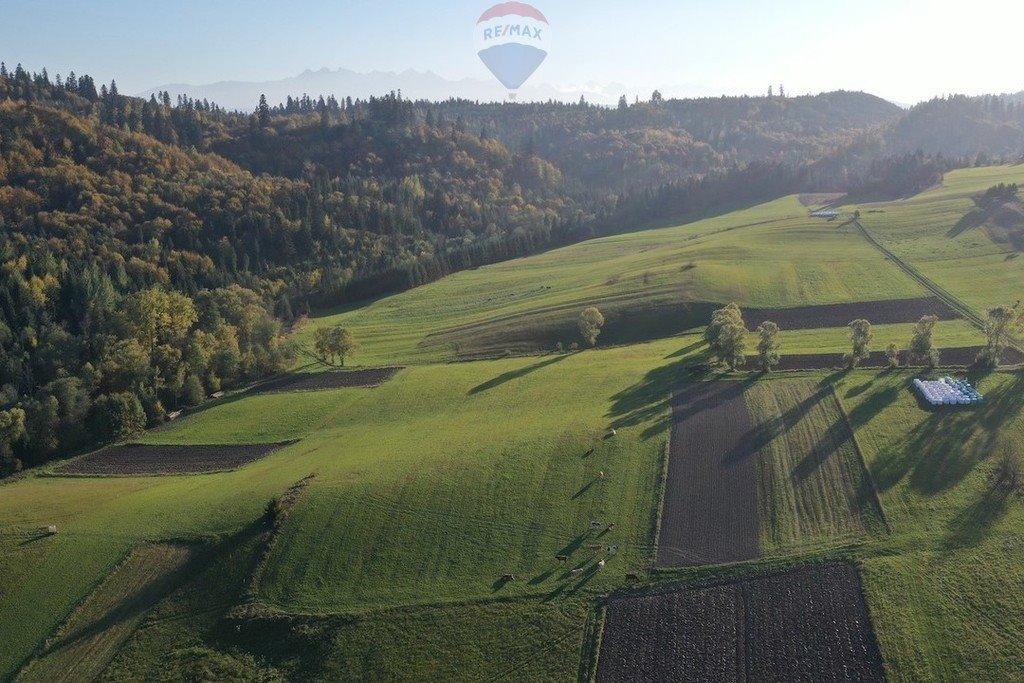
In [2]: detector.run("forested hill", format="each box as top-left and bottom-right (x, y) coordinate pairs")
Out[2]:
(0, 74), (579, 476)
(1, 62), (1023, 475)
(888, 94), (1024, 158)
(426, 91), (904, 190)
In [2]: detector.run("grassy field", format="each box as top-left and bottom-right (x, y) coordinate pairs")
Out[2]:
(745, 319), (984, 357)
(163, 349), (672, 610)
(302, 196), (929, 365)
(836, 368), (1024, 680)
(748, 379), (883, 554)
(2, 168), (1024, 680)
(849, 164), (1024, 318)
(17, 544), (195, 683)
(0, 340), (685, 680)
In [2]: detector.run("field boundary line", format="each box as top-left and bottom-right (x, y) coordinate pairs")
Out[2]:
(828, 385), (891, 534)
(575, 602), (606, 683)
(237, 473), (316, 612)
(852, 218), (1023, 352)
(15, 543), (197, 683)
(11, 545), (136, 680)
(648, 437), (672, 571)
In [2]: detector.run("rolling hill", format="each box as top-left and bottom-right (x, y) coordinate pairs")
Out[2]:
(2, 166), (1024, 681)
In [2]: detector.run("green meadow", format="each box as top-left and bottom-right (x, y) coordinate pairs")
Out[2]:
(2, 166), (1024, 680)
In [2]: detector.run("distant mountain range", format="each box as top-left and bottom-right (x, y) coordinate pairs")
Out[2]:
(138, 67), (726, 111)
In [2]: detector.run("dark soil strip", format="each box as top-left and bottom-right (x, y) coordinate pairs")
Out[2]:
(596, 563), (885, 682)
(247, 367), (401, 394)
(743, 345), (1024, 371)
(56, 442), (296, 476)
(744, 296), (959, 330)
(432, 296), (963, 360)
(657, 382), (759, 567)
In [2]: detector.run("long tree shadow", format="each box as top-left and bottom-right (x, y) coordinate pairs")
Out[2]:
(606, 350), (738, 440)
(467, 354), (570, 395)
(726, 382), (829, 464)
(665, 339), (706, 359)
(943, 483), (1014, 550)
(843, 379), (902, 431)
(726, 382), (847, 480)
(872, 373), (1024, 496)
(948, 207), (986, 238)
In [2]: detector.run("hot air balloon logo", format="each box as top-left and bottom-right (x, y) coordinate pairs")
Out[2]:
(474, 2), (550, 96)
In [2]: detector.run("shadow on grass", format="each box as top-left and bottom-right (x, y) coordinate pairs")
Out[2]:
(871, 373), (1024, 495)
(528, 569), (555, 586)
(665, 339), (705, 359)
(572, 479), (598, 500)
(38, 521), (265, 668)
(943, 484), (1014, 549)
(19, 533), (49, 546)
(560, 561), (602, 597)
(467, 354), (570, 395)
(947, 207), (986, 238)
(843, 377), (902, 432)
(605, 349), (716, 440)
(709, 378), (810, 469)
(491, 575), (514, 592)
(557, 533), (588, 558)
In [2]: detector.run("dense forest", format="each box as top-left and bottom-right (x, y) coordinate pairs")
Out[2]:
(1, 62), (1023, 473)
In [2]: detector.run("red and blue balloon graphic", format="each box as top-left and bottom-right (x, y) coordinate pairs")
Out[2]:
(474, 2), (550, 92)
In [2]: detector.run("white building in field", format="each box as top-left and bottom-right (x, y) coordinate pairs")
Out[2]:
(809, 209), (842, 218)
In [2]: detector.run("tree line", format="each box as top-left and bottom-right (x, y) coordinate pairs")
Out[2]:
(700, 304), (1022, 373)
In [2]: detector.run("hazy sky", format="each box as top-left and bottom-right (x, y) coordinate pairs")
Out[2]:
(2, 0), (1021, 103)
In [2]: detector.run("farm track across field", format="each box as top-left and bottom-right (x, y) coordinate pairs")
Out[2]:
(852, 219), (1023, 350)
(595, 563), (885, 682)
(657, 381), (760, 567)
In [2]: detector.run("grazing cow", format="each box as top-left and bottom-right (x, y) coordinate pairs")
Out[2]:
(606, 523), (616, 531)
(588, 544), (603, 551)
(589, 520), (601, 529)
(608, 429), (617, 438)
(555, 555), (568, 563)
(597, 559), (606, 571)
(584, 448), (594, 457)
(571, 568), (584, 577)
(502, 573), (515, 581)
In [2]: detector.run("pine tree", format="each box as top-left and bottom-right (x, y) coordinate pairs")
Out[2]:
(257, 94), (271, 127)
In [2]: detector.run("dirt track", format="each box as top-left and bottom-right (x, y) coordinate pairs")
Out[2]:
(57, 442), (294, 475)
(657, 381), (759, 567)
(596, 563), (885, 682)
(247, 367), (401, 393)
